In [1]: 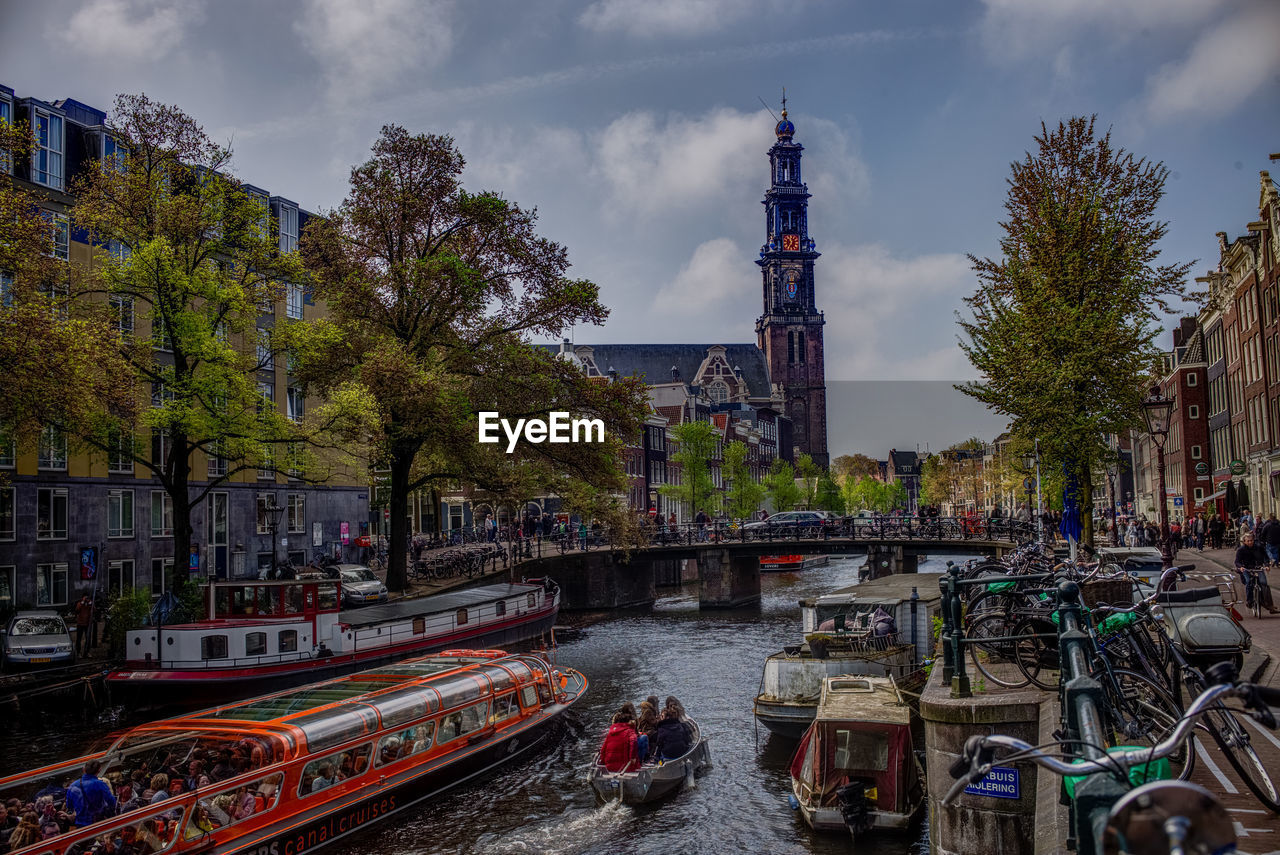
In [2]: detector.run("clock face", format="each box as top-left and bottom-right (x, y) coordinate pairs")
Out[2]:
(782, 233), (800, 252)
(784, 271), (799, 300)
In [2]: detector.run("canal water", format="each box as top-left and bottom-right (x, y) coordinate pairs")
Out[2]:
(3, 557), (957, 855)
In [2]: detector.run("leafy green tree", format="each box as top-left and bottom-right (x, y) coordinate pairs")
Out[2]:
(69, 94), (367, 591)
(765, 458), (803, 512)
(796, 453), (820, 509)
(661, 420), (720, 518)
(918, 454), (951, 508)
(958, 116), (1191, 546)
(843, 475), (907, 513)
(722, 440), (765, 519)
(814, 469), (845, 514)
(301, 126), (646, 590)
(832, 453), (879, 485)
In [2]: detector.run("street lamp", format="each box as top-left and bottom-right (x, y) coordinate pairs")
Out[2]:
(1020, 444), (1043, 541)
(1141, 385), (1176, 569)
(264, 496), (286, 574)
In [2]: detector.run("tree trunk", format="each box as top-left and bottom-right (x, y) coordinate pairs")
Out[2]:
(387, 448), (415, 592)
(1080, 476), (1094, 548)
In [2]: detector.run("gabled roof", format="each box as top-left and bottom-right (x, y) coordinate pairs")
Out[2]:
(538, 342), (773, 398)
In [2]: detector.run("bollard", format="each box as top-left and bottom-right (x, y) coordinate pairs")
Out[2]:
(939, 569), (954, 683)
(948, 561), (970, 698)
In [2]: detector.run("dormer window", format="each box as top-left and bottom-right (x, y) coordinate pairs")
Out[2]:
(0, 97), (12, 173)
(275, 201), (298, 254)
(101, 133), (126, 173)
(32, 109), (63, 190)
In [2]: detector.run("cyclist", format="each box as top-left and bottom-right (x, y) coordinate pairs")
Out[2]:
(1234, 530), (1279, 614)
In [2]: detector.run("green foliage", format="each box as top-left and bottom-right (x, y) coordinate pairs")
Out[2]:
(106, 588), (153, 659)
(842, 475), (907, 513)
(765, 458), (803, 512)
(814, 469), (845, 514)
(796, 453), (821, 509)
(831, 454), (880, 485)
(722, 440), (765, 519)
(957, 116), (1192, 546)
(661, 420), (720, 517)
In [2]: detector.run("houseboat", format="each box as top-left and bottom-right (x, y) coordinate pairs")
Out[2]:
(108, 578), (560, 703)
(1, 650), (586, 855)
(753, 575), (939, 738)
(789, 675), (924, 839)
(760, 555), (830, 572)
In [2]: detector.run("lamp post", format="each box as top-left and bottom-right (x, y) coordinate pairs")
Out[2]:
(264, 497), (286, 574)
(1021, 446), (1043, 541)
(1141, 385), (1176, 569)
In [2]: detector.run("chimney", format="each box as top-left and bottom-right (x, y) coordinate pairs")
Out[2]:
(671, 365), (680, 382)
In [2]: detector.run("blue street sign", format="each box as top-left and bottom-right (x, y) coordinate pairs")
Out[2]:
(1173, 497), (1184, 507)
(964, 766), (1020, 799)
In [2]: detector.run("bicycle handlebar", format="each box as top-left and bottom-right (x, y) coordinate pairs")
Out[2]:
(943, 680), (1279, 806)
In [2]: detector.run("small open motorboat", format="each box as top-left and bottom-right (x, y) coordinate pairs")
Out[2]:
(588, 718), (712, 804)
(789, 676), (924, 839)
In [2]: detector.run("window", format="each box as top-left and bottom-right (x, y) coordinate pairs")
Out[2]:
(439, 700), (491, 744)
(35, 563), (68, 606)
(258, 445), (275, 480)
(246, 632), (267, 656)
(0, 488), (13, 540)
(257, 327), (274, 369)
(110, 294), (134, 338)
(490, 692), (520, 724)
(0, 434), (13, 467)
(151, 491), (173, 537)
(495, 600), (506, 618)
(1191, 445), (1202, 460)
(37, 487), (68, 539)
(207, 440), (227, 478)
(152, 315), (173, 351)
(32, 110), (63, 189)
(102, 133), (125, 172)
(287, 494), (304, 533)
(106, 559), (134, 593)
(375, 723), (435, 767)
(1187, 372), (1198, 387)
(456, 607), (469, 626)
(277, 204), (298, 254)
(279, 630), (297, 652)
(38, 425), (67, 469)
(1188, 405), (1199, 420)
(286, 283), (304, 319)
(257, 379), (275, 414)
(48, 213), (69, 260)
(150, 558), (171, 597)
(108, 489), (134, 538)
(256, 494), (274, 534)
(0, 566), (12, 613)
(0, 97), (11, 173)
(201, 635), (229, 660)
(152, 427), (170, 468)
(299, 744), (372, 797)
(287, 385), (305, 422)
(708, 381), (728, 403)
(1194, 487), (1204, 501)
(109, 428), (134, 473)
(183, 773), (283, 841)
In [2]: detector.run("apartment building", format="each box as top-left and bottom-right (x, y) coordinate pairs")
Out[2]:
(0, 85), (367, 612)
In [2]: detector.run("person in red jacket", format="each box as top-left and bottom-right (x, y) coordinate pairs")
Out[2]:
(598, 713), (639, 772)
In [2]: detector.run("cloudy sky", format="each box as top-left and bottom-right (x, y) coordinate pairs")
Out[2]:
(4, 0), (1279, 456)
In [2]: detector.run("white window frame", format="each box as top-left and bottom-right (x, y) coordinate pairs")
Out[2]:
(257, 327), (274, 369)
(1188, 405), (1199, 420)
(1187, 372), (1198, 387)
(1191, 445), (1202, 460)
(35, 563), (68, 607)
(106, 559), (135, 593)
(109, 428), (134, 473)
(0, 96), (12, 173)
(32, 109), (63, 190)
(110, 294), (134, 338)
(38, 425), (67, 470)
(278, 204), (298, 254)
(0, 487), (14, 541)
(256, 493), (273, 534)
(287, 493), (305, 533)
(287, 384), (305, 422)
(152, 427), (170, 468)
(107, 488), (134, 538)
(286, 283), (304, 320)
(207, 440), (227, 478)
(36, 487), (68, 540)
(150, 558), (171, 598)
(152, 315), (173, 352)
(151, 490), (173, 537)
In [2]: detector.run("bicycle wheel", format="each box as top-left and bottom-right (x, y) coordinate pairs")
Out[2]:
(1252, 576), (1263, 620)
(1185, 673), (1280, 812)
(1096, 668), (1195, 782)
(1012, 615), (1059, 691)
(967, 613), (1030, 689)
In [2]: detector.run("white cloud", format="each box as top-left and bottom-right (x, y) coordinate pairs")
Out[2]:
(978, 0), (1231, 61)
(592, 107), (866, 219)
(579, 0), (777, 38)
(58, 0), (204, 62)
(819, 243), (974, 380)
(654, 238), (757, 322)
(295, 0), (455, 99)
(1143, 1), (1280, 123)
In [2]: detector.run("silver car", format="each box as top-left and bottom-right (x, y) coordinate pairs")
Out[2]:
(3, 611), (76, 669)
(337, 564), (389, 607)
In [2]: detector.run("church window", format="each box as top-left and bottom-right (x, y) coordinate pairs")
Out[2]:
(798, 331), (806, 364)
(709, 382), (729, 404)
(788, 332), (795, 365)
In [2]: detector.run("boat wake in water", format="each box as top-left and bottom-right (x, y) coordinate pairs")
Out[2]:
(474, 800), (630, 854)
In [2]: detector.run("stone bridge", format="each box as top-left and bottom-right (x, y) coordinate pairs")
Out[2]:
(504, 520), (1030, 610)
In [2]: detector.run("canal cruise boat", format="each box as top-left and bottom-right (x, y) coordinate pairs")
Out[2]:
(107, 578), (560, 702)
(788, 675), (924, 840)
(759, 554), (830, 572)
(0, 650), (587, 855)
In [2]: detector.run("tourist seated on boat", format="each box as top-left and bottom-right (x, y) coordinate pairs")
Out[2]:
(145, 775), (169, 806)
(652, 707), (694, 762)
(309, 763), (339, 793)
(114, 785), (142, 815)
(663, 696), (687, 720)
(188, 806), (215, 838)
(6, 810), (40, 853)
(599, 713), (639, 772)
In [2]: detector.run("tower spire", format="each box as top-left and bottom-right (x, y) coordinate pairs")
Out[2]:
(781, 87), (787, 118)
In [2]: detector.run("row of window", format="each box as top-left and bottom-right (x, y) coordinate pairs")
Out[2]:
(0, 559), (168, 609)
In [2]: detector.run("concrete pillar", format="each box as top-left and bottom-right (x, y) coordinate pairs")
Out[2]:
(697, 548), (760, 608)
(866, 543), (908, 578)
(533, 552), (656, 610)
(920, 667), (1064, 855)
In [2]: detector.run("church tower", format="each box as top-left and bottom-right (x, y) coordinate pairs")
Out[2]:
(756, 99), (828, 467)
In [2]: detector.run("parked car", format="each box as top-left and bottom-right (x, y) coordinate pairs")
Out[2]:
(742, 511), (833, 531)
(2, 611), (76, 670)
(337, 564), (389, 607)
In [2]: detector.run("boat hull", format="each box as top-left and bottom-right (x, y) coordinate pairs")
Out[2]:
(108, 607), (558, 706)
(792, 779), (920, 835)
(588, 725), (712, 805)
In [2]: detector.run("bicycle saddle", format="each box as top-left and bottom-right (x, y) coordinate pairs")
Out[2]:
(1153, 587), (1222, 605)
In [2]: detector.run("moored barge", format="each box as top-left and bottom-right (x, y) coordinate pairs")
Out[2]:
(1, 649), (586, 855)
(108, 578), (560, 703)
